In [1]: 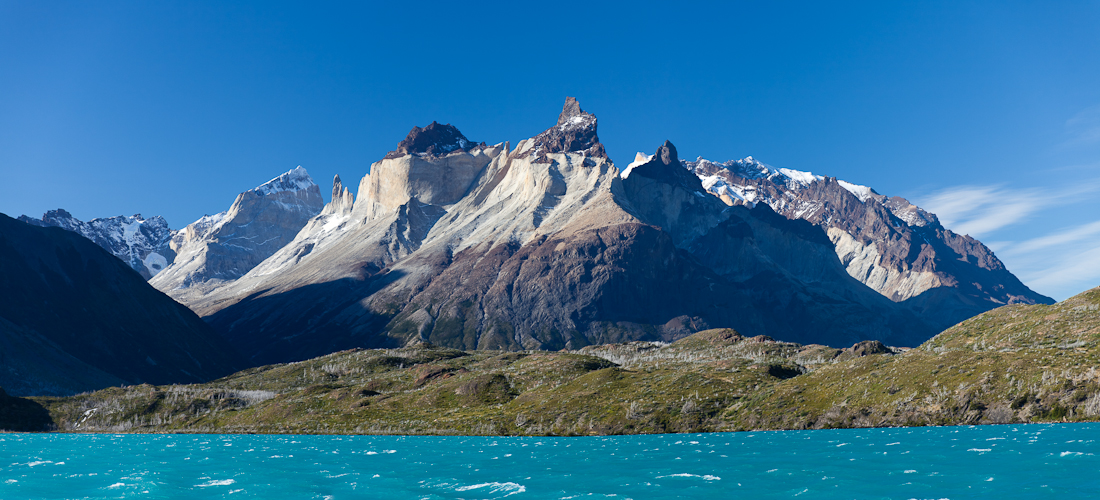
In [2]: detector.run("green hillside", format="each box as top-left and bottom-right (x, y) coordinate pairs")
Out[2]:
(6, 286), (1099, 435)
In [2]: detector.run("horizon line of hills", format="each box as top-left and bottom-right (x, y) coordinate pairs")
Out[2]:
(2, 97), (1057, 397)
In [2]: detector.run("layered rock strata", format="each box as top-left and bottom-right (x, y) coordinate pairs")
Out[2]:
(682, 156), (1053, 325)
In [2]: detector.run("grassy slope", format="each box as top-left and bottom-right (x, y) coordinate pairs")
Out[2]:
(18, 286), (1100, 435)
(733, 286), (1100, 430)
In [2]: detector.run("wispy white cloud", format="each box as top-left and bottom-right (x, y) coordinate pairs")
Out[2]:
(918, 181), (1100, 239)
(918, 185), (1046, 238)
(1000, 220), (1100, 256)
(1002, 219), (1100, 296)
(915, 180), (1100, 301)
(1023, 244), (1100, 298)
(913, 105), (1100, 300)
(1064, 104), (1100, 147)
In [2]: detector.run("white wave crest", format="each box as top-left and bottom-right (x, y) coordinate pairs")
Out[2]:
(196, 479), (236, 487)
(454, 481), (526, 496)
(657, 473), (721, 481)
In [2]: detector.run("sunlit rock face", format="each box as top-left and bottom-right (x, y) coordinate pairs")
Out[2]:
(150, 166), (324, 296)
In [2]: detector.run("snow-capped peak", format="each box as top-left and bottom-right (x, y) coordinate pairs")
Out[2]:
(776, 168), (824, 187)
(837, 180), (878, 203)
(253, 166), (316, 196)
(18, 209), (175, 279)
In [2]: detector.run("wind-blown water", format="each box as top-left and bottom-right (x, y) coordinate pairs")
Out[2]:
(2, 423), (1098, 499)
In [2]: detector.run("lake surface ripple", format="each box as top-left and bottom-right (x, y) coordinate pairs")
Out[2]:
(2, 423), (1098, 499)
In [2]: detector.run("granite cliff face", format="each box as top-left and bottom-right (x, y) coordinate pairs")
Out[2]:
(0, 213), (242, 396)
(150, 166), (324, 298)
(165, 99), (955, 365)
(17, 210), (175, 279)
(683, 156), (1053, 326)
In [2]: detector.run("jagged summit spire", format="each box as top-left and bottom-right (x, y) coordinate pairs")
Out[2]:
(556, 96), (585, 126)
(325, 173), (354, 214)
(385, 121), (482, 159)
(656, 140), (678, 166)
(620, 140), (703, 192)
(331, 174), (344, 199)
(520, 97), (606, 161)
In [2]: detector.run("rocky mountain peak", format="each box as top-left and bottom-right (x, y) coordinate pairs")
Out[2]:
(332, 174), (344, 198)
(657, 140), (679, 166)
(556, 96), (585, 127)
(519, 97), (606, 160)
(151, 167), (324, 291)
(621, 140), (702, 192)
(385, 122), (480, 160)
(253, 166), (316, 196)
(41, 208), (74, 223)
(325, 174), (355, 215)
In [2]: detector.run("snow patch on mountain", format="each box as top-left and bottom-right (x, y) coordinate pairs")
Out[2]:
(253, 166), (316, 196)
(837, 180), (876, 203)
(777, 168), (824, 187)
(143, 252), (169, 274)
(17, 210), (176, 279)
(559, 114), (589, 131)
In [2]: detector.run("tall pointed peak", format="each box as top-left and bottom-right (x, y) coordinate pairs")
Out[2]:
(656, 140), (679, 166)
(332, 174), (344, 199)
(620, 140), (702, 191)
(385, 121), (483, 159)
(519, 97), (606, 161)
(556, 96), (585, 126)
(324, 173), (354, 215)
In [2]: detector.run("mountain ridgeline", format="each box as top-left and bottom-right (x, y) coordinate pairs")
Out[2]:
(134, 98), (1050, 365)
(18, 210), (175, 280)
(684, 157), (1051, 323)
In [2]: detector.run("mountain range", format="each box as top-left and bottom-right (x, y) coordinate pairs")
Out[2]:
(8, 97), (1053, 379)
(136, 98), (1048, 365)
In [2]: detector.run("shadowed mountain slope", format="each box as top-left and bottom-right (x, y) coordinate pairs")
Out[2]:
(0, 213), (244, 396)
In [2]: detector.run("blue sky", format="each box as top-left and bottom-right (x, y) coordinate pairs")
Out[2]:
(2, 1), (1099, 300)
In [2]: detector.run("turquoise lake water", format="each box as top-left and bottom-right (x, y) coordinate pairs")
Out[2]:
(2, 423), (1098, 499)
